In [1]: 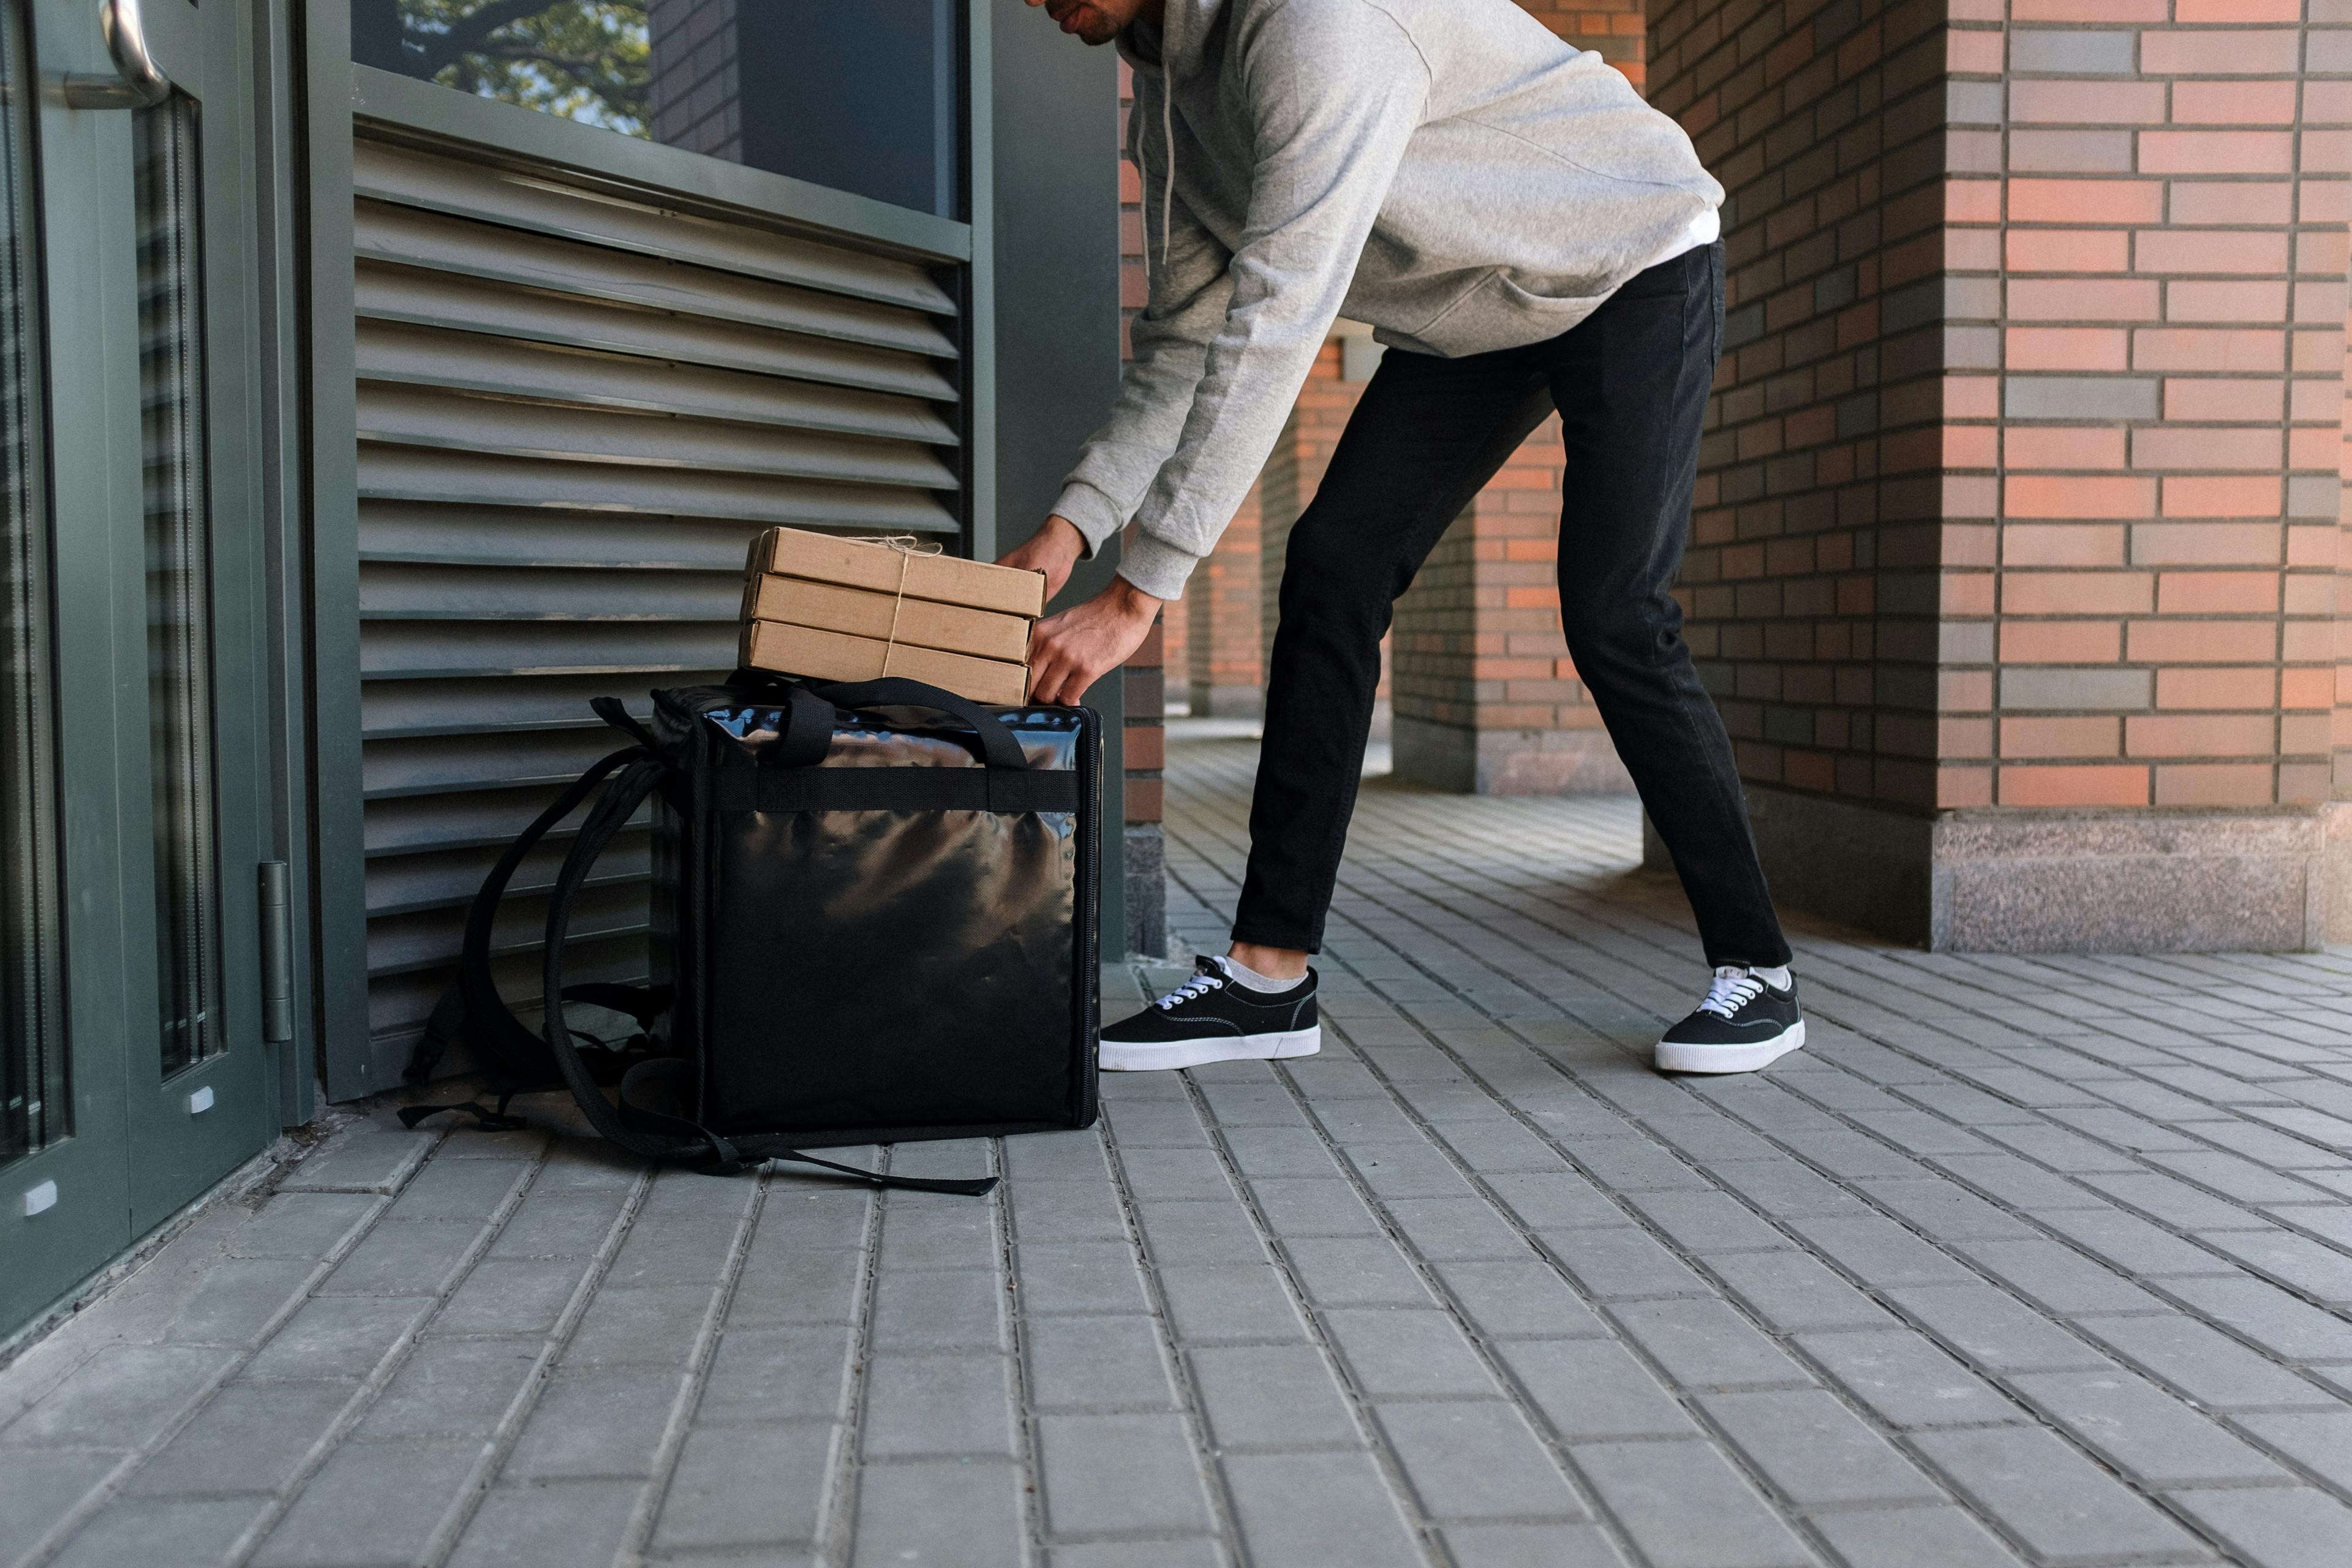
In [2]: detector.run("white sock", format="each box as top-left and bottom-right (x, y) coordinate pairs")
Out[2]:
(1216, 954), (1302, 993)
(1749, 964), (1792, 990)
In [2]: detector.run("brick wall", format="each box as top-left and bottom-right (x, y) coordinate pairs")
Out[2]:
(1257, 339), (1372, 676)
(1186, 484), (1265, 715)
(1517, 0), (1653, 89)
(1646, 0), (2350, 949)
(647, 0), (741, 158)
(1390, 417), (1637, 791)
(1943, 0), (2345, 818)
(1645, 0), (1947, 829)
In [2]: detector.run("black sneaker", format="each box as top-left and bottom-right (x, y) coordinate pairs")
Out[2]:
(1101, 956), (1321, 1072)
(1655, 967), (1806, 1074)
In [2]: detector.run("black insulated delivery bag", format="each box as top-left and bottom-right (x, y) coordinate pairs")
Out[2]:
(405, 676), (1100, 1188)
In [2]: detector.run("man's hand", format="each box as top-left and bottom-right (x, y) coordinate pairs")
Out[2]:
(995, 515), (1086, 601)
(1028, 576), (1163, 707)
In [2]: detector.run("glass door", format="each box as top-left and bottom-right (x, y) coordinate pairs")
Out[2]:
(4, 0), (276, 1332)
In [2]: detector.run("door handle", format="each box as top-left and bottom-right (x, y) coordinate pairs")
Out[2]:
(62, 0), (172, 109)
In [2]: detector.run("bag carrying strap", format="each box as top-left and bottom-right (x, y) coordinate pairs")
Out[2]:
(729, 671), (1031, 772)
(404, 741), (654, 1091)
(538, 752), (997, 1196)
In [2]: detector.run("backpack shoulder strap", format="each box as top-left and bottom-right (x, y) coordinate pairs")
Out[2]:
(404, 743), (649, 1090)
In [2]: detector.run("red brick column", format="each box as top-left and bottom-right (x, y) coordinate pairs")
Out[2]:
(1390, 420), (1634, 792)
(1186, 487), (1265, 716)
(1647, 0), (2350, 950)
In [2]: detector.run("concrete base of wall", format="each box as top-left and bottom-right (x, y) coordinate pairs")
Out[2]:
(1649, 786), (2332, 952)
(1393, 718), (1634, 796)
(1189, 683), (1265, 720)
(1124, 824), (1168, 958)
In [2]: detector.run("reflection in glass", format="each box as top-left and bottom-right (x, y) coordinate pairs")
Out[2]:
(135, 98), (222, 1077)
(350, 1), (961, 218)
(0, 0), (62, 1162)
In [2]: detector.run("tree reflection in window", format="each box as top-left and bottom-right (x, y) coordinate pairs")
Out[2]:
(351, 1), (650, 135)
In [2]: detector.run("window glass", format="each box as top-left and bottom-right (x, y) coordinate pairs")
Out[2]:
(135, 97), (223, 1077)
(0, 0), (64, 1159)
(351, 1), (963, 219)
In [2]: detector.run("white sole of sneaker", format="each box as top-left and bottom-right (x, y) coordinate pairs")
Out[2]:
(1653, 1020), (1806, 1076)
(1099, 1027), (1322, 1072)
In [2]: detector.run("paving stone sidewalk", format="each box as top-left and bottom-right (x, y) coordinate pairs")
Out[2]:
(7, 724), (2352, 1568)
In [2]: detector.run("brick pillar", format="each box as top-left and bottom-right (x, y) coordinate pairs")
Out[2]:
(1257, 334), (1375, 679)
(1390, 422), (1635, 793)
(1186, 486), (1265, 717)
(1647, 0), (2350, 951)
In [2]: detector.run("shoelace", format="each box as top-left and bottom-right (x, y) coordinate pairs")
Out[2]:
(1695, 966), (1766, 1020)
(1153, 968), (1228, 1011)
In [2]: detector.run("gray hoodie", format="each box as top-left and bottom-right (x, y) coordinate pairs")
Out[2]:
(1053, 0), (1724, 601)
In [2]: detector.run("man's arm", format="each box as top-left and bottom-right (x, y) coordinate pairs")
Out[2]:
(1049, 70), (1235, 559)
(1114, 6), (1430, 600)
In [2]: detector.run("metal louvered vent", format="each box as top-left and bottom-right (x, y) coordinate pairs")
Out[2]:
(352, 138), (964, 1072)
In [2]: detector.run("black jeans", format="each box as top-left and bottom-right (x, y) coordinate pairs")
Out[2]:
(1231, 241), (1791, 970)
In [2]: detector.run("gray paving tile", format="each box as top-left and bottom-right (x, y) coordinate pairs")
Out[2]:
(869, 1267), (1007, 1351)
(126, 1379), (353, 1498)
(2235, 1408), (2352, 1492)
(1280, 1236), (1434, 1306)
(1187, 1343), (1362, 1449)
(254, 1438), (479, 1566)
(1024, 1314), (1179, 1412)
(1432, 1259), (1610, 1340)
(1796, 1329), (2021, 1430)
(861, 1352), (1018, 1458)
(1572, 1439), (1810, 1568)
(1494, 1337), (1697, 1441)
(1699, 1387), (1943, 1506)
(504, 1366), (682, 1479)
(1038, 1412), (1215, 1537)
(651, 1422), (840, 1551)
(0, 1449), (130, 1561)
(2168, 1486), (2352, 1568)
(3, 1344), (227, 1449)
(2007, 1368), (2288, 1486)
(2075, 1313), (2341, 1411)
(697, 1325), (856, 1423)
(50, 1497), (269, 1568)
(1156, 1264), (1312, 1343)
(1910, 1425), (2209, 1564)
(850, 1459), (1026, 1568)
(356, 1335), (540, 1441)
(1321, 1306), (1500, 1398)
(1540, 1226), (1711, 1300)
(1808, 1504), (2028, 1567)
(1608, 1297), (1809, 1389)
(222, 1193), (382, 1261)
(1884, 1283), (2111, 1373)
(1220, 1449), (1425, 1568)
(1702, 1249), (1898, 1332)
(318, 1218), (483, 1297)
(448, 1480), (641, 1568)
(1374, 1400), (1586, 1521)
(1015, 1240), (1154, 1316)
(1442, 1522), (1626, 1568)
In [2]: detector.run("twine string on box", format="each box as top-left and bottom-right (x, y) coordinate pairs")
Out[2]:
(851, 534), (942, 677)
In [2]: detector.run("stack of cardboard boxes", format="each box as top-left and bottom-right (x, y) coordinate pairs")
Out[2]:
(738, 527), (1046, 705)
